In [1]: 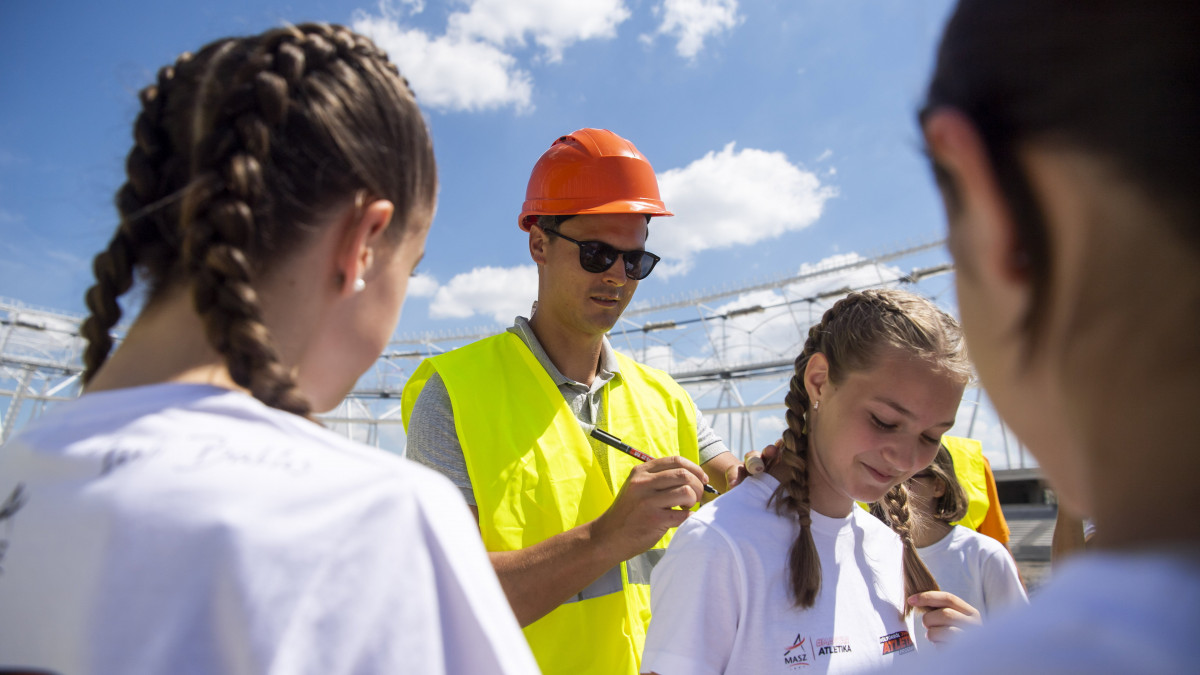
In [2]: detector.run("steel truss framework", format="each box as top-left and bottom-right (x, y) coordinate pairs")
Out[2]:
(1, 240), (1032, 468)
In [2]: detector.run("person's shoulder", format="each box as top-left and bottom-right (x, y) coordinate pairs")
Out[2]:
(951, 524), (1009, 557)
(678, 477), (775, 537)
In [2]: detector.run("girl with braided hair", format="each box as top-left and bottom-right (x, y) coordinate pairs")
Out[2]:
(642, 289), (981, 674)
(903, 444), (1027, 651)
(0, 24), (536, 674)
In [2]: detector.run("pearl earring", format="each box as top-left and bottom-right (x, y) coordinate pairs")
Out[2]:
(353, 278), (366, 293)
(813, 400), (820, 412)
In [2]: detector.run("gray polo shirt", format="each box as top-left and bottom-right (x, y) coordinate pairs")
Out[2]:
(405, 316), (731, 505)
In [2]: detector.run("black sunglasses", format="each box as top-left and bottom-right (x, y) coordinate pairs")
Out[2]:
(546, 230), (661, 281)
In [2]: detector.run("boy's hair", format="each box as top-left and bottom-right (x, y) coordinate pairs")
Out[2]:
(770, 288), (970, 613)
(80, 24), (437, 417)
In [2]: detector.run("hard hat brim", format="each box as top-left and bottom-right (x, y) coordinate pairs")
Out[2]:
(519, 200), (673, 231)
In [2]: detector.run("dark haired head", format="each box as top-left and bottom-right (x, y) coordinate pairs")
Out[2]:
(80, 23), (437, 417)
(922, 0), (1200, 349)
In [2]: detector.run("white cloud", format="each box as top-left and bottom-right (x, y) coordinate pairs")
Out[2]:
(652, 142), (837, 276)
(370, 0), (426, 17)
(650, 0), (741, 59)
(407, 272), (438, 297)
(352, 14), (534, 113)
(352, 0), (634, 112)
(429, 264), (538, 323)
(448, 0), (631, 63)
(754, 413), (787, 443)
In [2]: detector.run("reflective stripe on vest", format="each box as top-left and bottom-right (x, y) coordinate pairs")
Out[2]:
(563, 548), (666, 603)
(401, 332), (699, 675)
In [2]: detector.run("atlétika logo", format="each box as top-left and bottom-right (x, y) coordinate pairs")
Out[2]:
(783, 634), (810, 668)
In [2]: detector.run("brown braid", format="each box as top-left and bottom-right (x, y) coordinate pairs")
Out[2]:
(770, 289), (970, 609)
(82, 55), (197, 383)
(872, 484), (940, 617)
(769, 328), (823, 607)
(80, 23), (437, 415)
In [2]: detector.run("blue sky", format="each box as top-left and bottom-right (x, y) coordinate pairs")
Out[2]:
(3, 1), (1032, 465)
(1, 0), (955, 325)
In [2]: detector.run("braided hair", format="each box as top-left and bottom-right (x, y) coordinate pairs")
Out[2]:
(80, 24), (436, 417)
(769, 289), (970, 613)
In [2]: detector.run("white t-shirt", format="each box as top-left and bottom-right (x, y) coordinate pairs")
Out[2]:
(0, 384), (539, 675)
(880, 550), (1200, 674)
(913, 525), (1027, 651)
(642, 473), (919, 675)
(918, 525), (1027, 616)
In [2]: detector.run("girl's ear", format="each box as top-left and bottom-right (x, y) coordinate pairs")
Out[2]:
(803, 352), (830, 404)
(931, 476), (948, 499)
(336, 197), (395, 296)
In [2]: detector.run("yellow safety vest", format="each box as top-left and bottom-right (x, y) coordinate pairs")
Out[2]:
(401, 332), (699, 675)
(941, 435), (989, 530)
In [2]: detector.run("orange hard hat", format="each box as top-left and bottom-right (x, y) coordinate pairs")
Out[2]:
(518, 128), (673, 231)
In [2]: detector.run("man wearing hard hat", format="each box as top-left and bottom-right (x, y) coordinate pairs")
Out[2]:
(402, 129), (741, 675)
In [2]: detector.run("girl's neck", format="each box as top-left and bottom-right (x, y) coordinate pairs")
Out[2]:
(766, 463), (855, 518)
(912, 517), (953, 549)
(85, 290), (242, 395)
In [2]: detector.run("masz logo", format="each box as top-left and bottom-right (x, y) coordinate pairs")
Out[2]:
(782, 634), (810, 668)
(815, 636), (852, 656)
(880, 630), (915, 656)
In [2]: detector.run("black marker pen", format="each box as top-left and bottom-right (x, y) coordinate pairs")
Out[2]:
(585, 425), (720, 495)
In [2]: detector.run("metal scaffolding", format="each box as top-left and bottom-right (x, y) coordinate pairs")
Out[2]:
(3, 239), (1026, 465)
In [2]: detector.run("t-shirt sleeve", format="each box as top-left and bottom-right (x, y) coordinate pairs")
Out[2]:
(415, 474), (541, 674)
(405, 373), (476, 505)
(642, 517), (742, 675)
(694, 402), (731, 465)
(979, 539), (1029, 615)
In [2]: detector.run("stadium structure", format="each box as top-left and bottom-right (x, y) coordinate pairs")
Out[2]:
(2, 237), (1057, 569)
(2, 239), (1033, 469)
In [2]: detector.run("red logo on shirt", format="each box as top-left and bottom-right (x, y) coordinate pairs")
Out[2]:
(879, 630), (915, 656)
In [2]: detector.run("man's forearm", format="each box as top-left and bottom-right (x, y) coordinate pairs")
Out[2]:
(488, 521), (623, 627)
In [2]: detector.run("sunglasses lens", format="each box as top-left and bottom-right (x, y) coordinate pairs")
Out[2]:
(568, 235), (660, 279)
(579, 242), (619, 273)
(624, 251), (660, 280)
